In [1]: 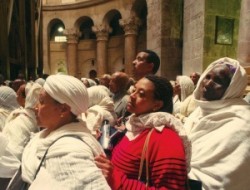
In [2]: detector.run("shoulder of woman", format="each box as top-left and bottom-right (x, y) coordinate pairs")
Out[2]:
(49, 136), (94, 154)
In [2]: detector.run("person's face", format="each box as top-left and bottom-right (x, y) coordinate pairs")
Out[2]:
(100, 78), (110, 88)
(200, 65), (231, 101)
(174, 80), (181, 95)
(132, 52), (153, 80)
(109, 75), (119, 94)
(16, 84), (26, 107)
(127, 78), (162, 116)
(190, 73), (200, 85)
(36, 89), (63, 130)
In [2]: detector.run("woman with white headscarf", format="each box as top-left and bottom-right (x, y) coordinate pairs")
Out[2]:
(85, 85), (116, 138)
(0, 86), (19, 131)
(185, 57), (250, 190)
(11, 74), (110, 189)
(0, 82), (42, 182)
(174, 76), (196, 123)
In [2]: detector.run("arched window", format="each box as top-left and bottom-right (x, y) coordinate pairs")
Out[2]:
(50, 21), (66, 42)
(79, 18), (96, 40)
(109, 12), (124, 37)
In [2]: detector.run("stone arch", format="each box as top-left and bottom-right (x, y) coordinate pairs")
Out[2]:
(75, 16), (96, 40)
(102, 10), (124, 74)
(48, 19), (66, 41)
(103, 10), (124, 37)
(103, 9), (123, 35)
(47, 18), (67, 74)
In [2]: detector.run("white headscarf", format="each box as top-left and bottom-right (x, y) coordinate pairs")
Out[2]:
(35, 78), (45, 87)
(0, 86), (19, 110)
(185, 57), (250, 189)
(25, 82), (42, 109)
(81, 78), (97, 87)
(194, 57), (247, 101)
(176, 75), (194, 101)
(85, 85), (116, 134)
(44, 75), (88, 116)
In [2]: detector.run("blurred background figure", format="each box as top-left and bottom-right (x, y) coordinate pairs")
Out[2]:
(85, 85), (116, 138)
(190, 72), (200, 87)
(109, 72), (130, 120)
(174, 75), (196, 123)
(81, 77), (97, 88)
(0, 86), (19, 131)
(0, 83), (42, 183)
(99, 74), (111, 89)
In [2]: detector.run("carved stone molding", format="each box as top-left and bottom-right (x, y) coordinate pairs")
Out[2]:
(63, 28), (81, 43)
(119, 16), (141, 36)
(43, 0), (110, 11)
(92, 25), (112, 41)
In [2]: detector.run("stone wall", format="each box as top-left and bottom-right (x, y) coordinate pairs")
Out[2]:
(182, 0), (205, 76)
(147, 0), (183, 80)
(237, 0), (250, 66)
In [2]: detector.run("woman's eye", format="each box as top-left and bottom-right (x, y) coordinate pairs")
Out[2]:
(139, 90), (145, 97)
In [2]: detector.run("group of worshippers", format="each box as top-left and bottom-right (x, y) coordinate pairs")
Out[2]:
(0, 50), (249, 190)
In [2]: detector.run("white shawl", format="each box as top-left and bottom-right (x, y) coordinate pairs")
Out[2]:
(21, 121), (110, 190)
(125, 112), (191, 171)
(185, 57), (250, 190)
(0, 108), (38, 178)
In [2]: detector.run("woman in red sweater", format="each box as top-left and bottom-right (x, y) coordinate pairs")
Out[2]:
(96, 75), (189, 190)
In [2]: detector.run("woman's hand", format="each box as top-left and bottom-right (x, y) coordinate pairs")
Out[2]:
(114, 117), (126, 131)
(94, 154), (113, 184)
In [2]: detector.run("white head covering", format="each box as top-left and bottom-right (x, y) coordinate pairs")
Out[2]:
(44, 74), (89, 116)
(176, 75), (194, 101)
(35, 78), (46, 86)
(0, 86), (19, 110)
(81, 78), (97, 87)
(194, 57), (247, 100)
(86, 85), (116, 134)
(88, 85), (113, 109)
(25, 82), (42, 109)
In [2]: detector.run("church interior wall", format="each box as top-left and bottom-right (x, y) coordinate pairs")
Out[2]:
(203, 0), (241, 69)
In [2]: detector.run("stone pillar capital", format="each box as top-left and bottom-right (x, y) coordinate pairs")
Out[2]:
(119, 16), (141, 36)
(64, 28), (81, 43)
(92, 24), (112, 41)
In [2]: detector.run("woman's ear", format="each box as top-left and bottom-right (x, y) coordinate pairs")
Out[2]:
(153, 100), (163, 111)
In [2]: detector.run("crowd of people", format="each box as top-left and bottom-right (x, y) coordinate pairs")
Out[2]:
(0, 50), (250, 190)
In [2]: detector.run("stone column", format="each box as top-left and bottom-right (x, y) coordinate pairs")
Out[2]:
(64, 28), (81, 77)
(120, 16), (141, 77)
(92, 25), (111, 77)
(237, 0), (250, 66)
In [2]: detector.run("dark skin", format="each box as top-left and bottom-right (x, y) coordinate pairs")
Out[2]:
(200, 65), (232, 101)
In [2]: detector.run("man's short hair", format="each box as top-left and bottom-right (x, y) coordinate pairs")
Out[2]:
(143, 49), (160, 74)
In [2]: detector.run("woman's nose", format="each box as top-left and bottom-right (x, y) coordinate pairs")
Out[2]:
(205, 79), (215, 87)
(130, 91), (136, 99)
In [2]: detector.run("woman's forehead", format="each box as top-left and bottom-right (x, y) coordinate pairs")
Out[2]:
(135, 78), (155, 90)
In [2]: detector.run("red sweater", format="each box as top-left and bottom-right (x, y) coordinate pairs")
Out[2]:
(111, 128), (187, 190)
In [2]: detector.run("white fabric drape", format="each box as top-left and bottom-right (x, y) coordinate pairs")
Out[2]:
(21, 121), (110, 190)
(125, 112), (191, 171)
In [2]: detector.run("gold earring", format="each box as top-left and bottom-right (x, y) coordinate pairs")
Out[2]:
(60, 114), (64, 118)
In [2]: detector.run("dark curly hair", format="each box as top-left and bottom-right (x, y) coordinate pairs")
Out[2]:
(145, 75), (173, 113)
